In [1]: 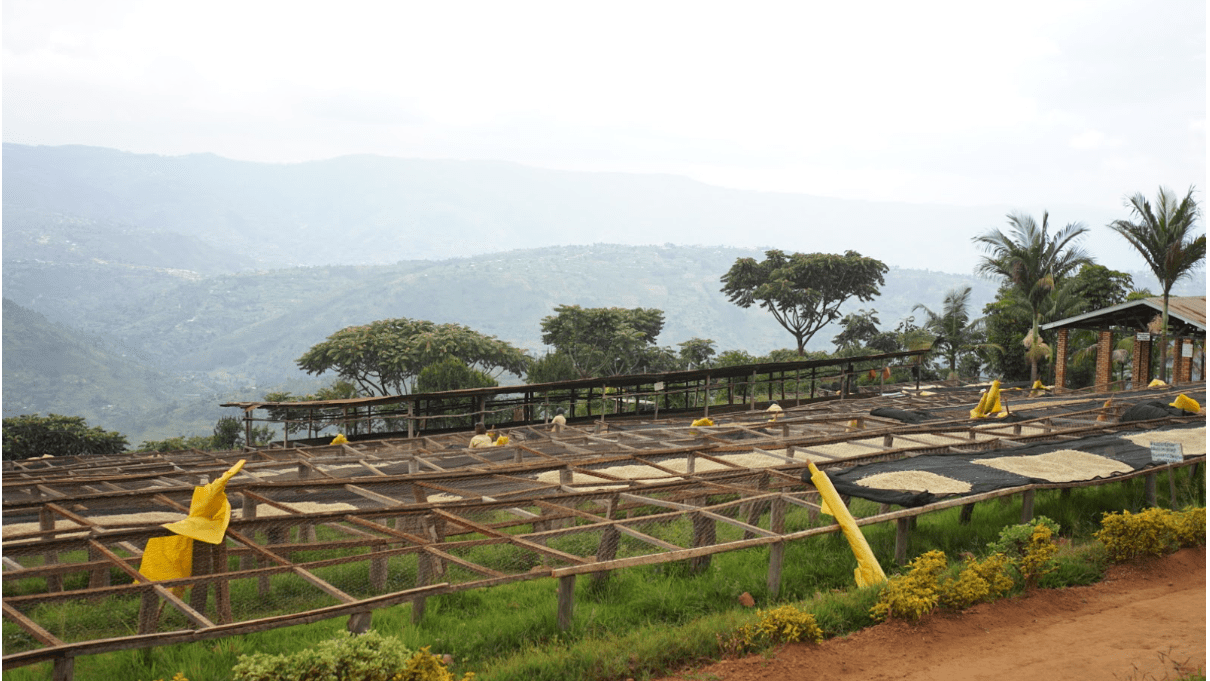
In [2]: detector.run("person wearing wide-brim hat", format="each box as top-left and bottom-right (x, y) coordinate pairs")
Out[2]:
(766, 403), (783, 422)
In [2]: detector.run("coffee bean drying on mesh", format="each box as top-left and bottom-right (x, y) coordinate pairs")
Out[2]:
(810, 422), (1204, 507)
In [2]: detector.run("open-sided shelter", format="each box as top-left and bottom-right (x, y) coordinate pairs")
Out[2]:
(1041, 296), (1205, 391)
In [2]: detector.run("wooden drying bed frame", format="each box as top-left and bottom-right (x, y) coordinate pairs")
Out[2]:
(3, 386), (1204, 679)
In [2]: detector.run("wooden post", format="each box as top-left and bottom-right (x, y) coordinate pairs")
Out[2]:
(88, 542), (111, 592)
(895, 517), (911, 565)
(557, 574), (576, 631)
(766, 497), (787, 596)
(1145, 472), (1157, 507)
(137, 589), (160, 635)
(959, 503), (975, 525)
(347, 611), (373, 634)
(750, 370), (758, 410)
(591, 496), (620, 588)
(370, 544), (388, 591)
(1168, 468), (1178, 508)
(1020, 489), (1035, 523)
(189, 541), (213, 615)
(40, 508), (62, 592)
(407, 401), (415, 439)
(689, 498), (716, 573)
(52, 656), (74, 681)
(215, 540), (233, 624)
(412, 552), (430, 625)
(703, 373), (711, 418)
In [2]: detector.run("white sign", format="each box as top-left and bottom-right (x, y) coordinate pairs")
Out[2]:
(1136, 332), (1151, 342)
(653, 382), (665, 392)
(1150, 441), (1184, 464)
(1182, 344), (1194, 358)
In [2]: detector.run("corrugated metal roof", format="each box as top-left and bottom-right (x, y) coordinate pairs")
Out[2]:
(1041, 296), (1205, 334)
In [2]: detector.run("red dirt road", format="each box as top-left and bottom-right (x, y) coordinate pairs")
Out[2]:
(659, 548), (1206, 681)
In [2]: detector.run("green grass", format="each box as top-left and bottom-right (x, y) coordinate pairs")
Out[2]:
(2, 471), (1203, 681)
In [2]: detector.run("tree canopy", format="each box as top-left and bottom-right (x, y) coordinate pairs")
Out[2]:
(539, 305), (670, 378)
(973, 212), (1092, 383)
(2, 414), (128, 460)
(719, 250), (888, 355)
(913, 287), (989, 378)
(296, 318), (530, 396)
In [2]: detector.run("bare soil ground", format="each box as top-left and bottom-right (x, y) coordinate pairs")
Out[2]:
(659, 548), (1206, 681)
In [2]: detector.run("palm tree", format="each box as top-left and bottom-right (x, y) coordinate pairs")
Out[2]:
(973, 211), (1092, 383)
(912, 287), (989, 379)
(1108, 186), (1206, 383)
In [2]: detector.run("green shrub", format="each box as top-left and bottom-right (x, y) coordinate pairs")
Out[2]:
(987, 515), (1060, 558)
(230, 630), (462, 681)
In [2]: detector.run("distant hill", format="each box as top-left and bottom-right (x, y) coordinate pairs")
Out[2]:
(6, 142), (1132, 275)
(1, 299), (231, 444)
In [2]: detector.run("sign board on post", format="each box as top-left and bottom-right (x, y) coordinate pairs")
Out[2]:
(653, 382), (665, 392)
(1150, 441), (1184, 464)
(1182, 343), (1194, 358)
(1136, 332), (1151, 342)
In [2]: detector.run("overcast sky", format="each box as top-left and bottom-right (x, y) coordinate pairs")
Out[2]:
(4, 1), (1206, 235)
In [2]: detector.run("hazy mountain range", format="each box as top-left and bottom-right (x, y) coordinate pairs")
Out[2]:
(3, 144), (1200, 444)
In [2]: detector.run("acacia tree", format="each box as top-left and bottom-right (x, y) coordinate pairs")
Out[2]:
(296, 318), (530, 396)
(720, 250), (888, 355)
(973, 212), (1092, 383)
(539, 305), (668, 378)
(1108, 186), (1206, 382)
(677, 338), (717, 370)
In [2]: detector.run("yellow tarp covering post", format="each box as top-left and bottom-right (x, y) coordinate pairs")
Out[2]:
(969, 380), (1007, 419)
(691, 417), (714, 428)
(330, 433), (348, 445)
(806, 461), (887, 588)
(1148, 378), (1169, 388)
(139, 459), (246, 584)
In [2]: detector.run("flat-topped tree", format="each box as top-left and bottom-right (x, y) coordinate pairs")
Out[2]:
(296, 318), (530, 396)
(719, 249), (888, 356)
(539, 305), (670, 378)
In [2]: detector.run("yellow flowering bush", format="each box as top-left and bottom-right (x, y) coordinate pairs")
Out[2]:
(1017, 524), (1059, 587)
(869, 550), (947, 621)
(734, 605), (824, 650)
(394, 647), (475, 681)
(938, 553), (1014, 609)
(1095, 506), (1206, 562)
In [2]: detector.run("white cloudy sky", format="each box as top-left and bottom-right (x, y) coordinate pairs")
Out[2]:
(3, 0), (1205, 216)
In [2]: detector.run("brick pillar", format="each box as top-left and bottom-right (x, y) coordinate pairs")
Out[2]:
(1173, 339), (1194, 383)
(1054, 328), (1069, 391)
(1132, 336), (1152, 389)
(1095, 330), (1113, 392)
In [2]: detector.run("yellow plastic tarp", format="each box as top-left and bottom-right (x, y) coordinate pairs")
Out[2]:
(806, 461), (887, 588)
(330, 433), (349, 445)
(691, 417), (714, 427)
(1149, 379), (1169, 388)
(1171, 394), (1201, 413)
(969, 380), (1007, 419)
(139, 459), (246, 584)
(493, 434), (510, 446)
